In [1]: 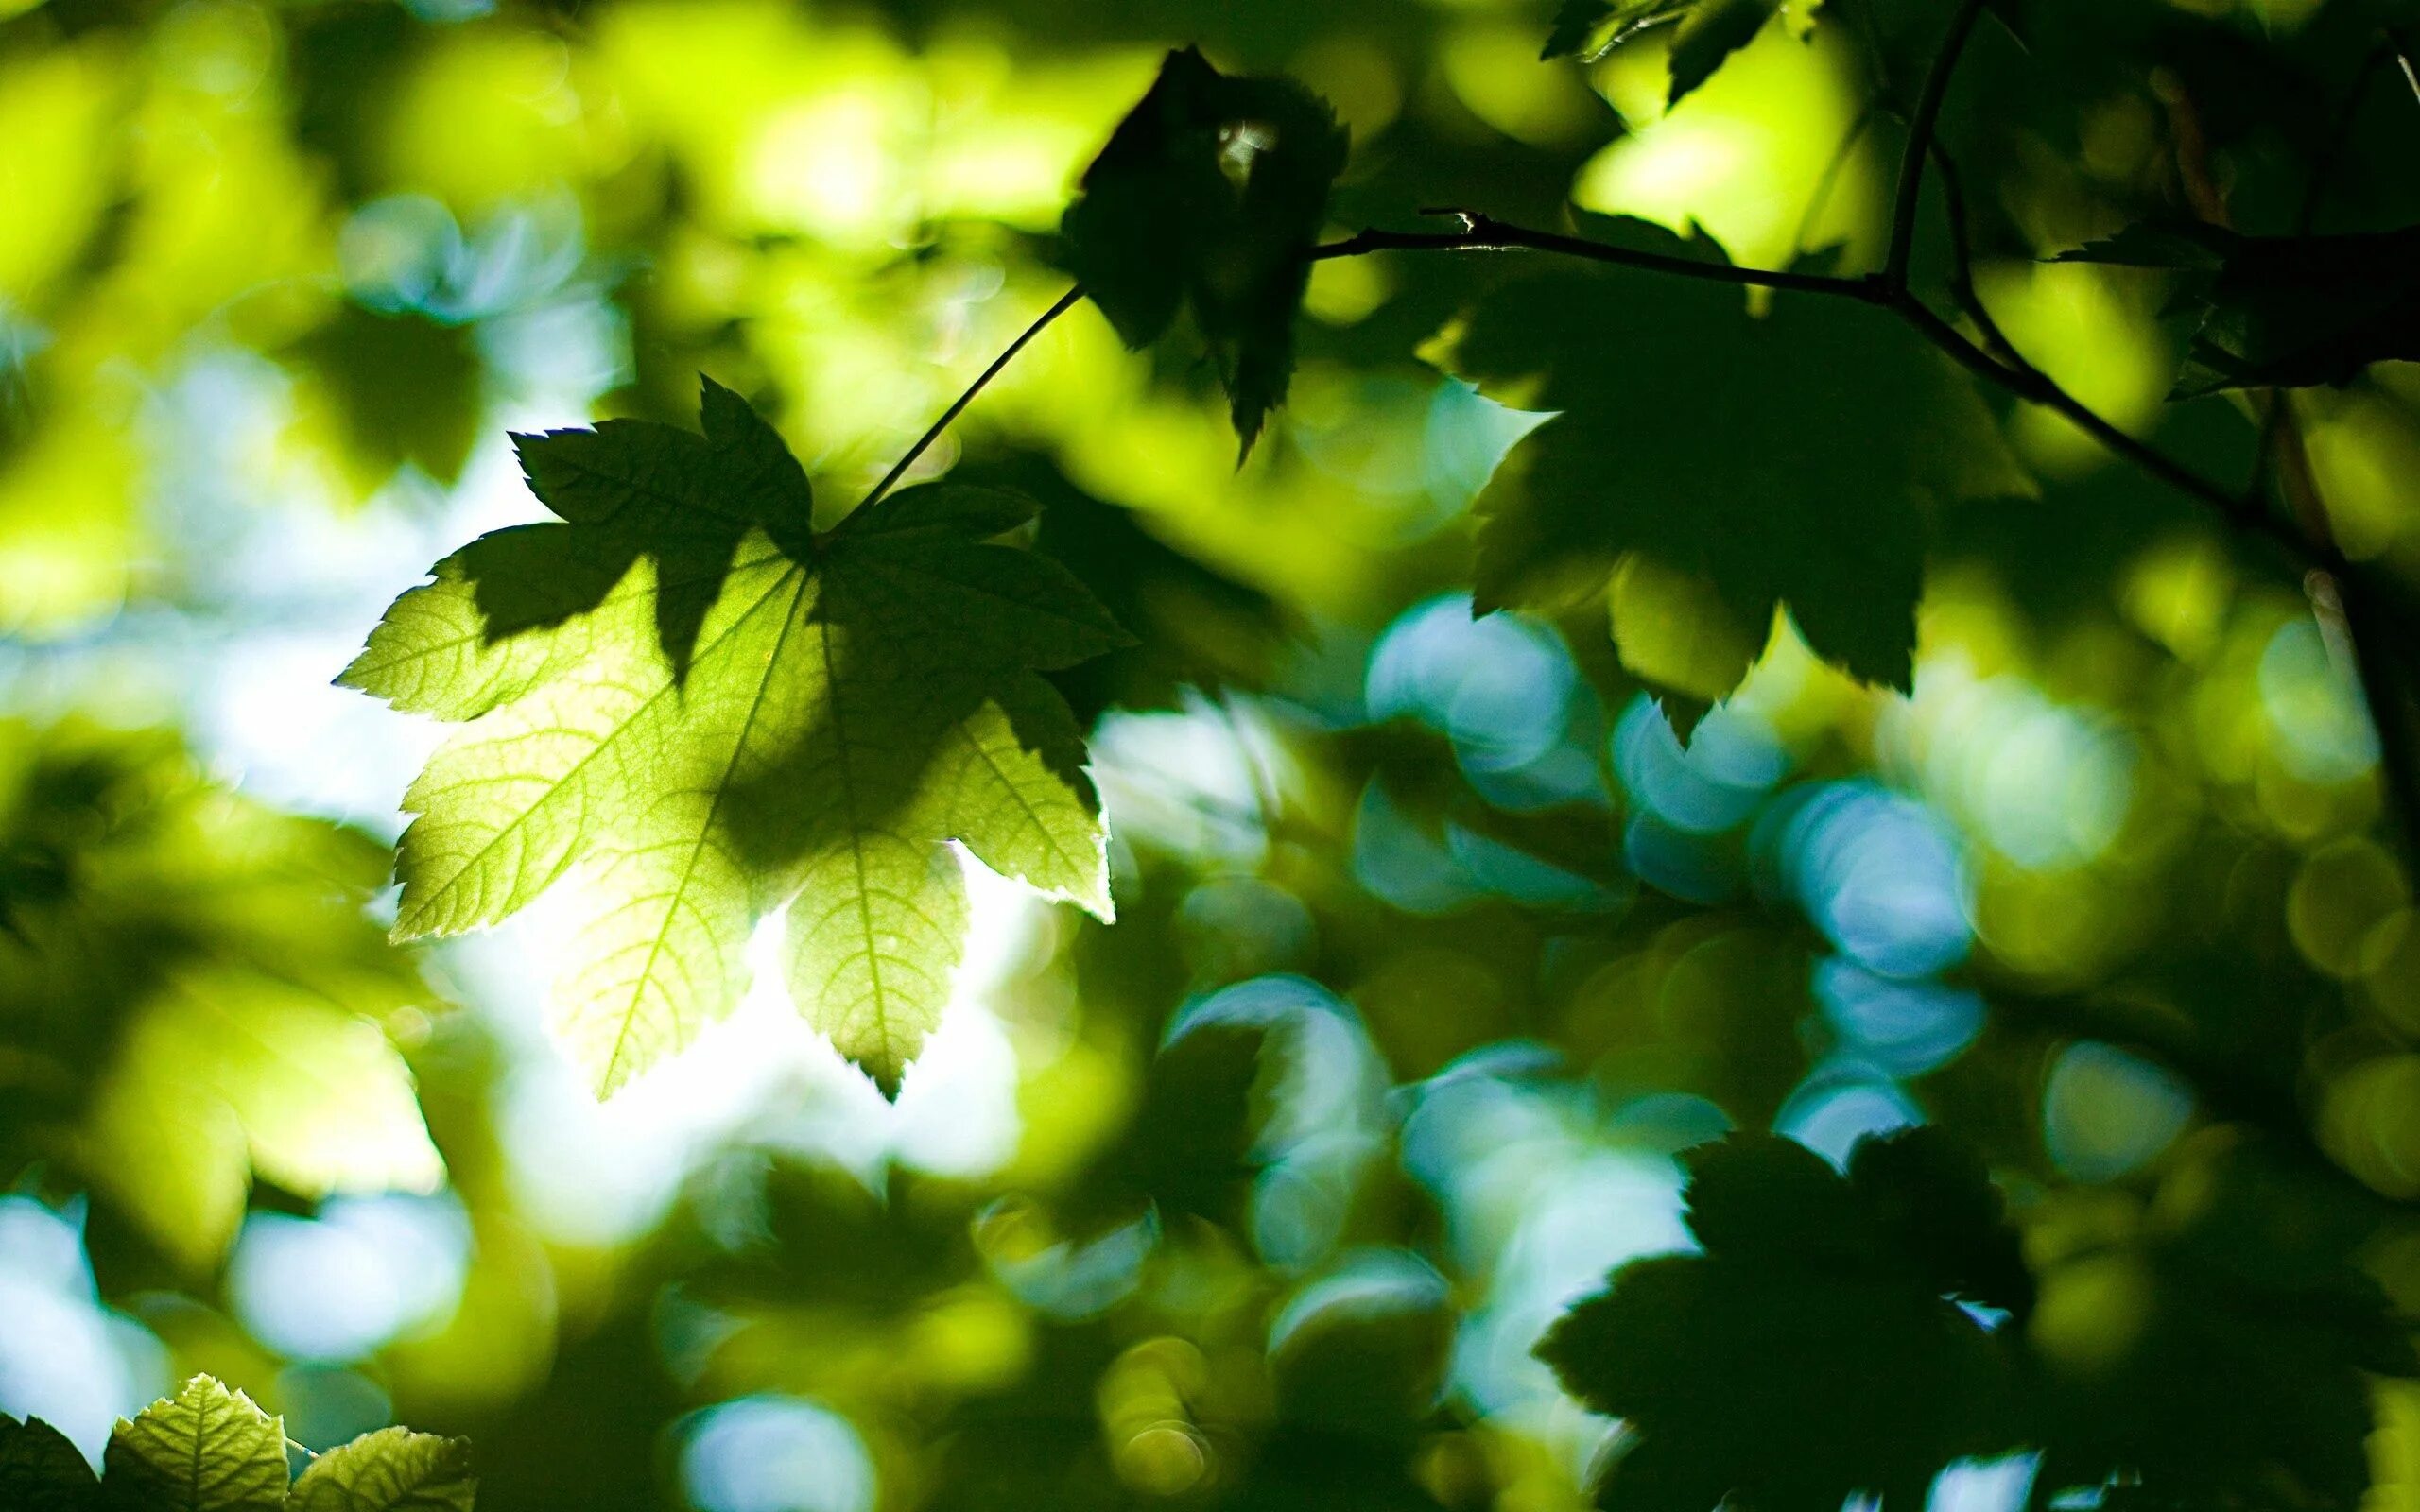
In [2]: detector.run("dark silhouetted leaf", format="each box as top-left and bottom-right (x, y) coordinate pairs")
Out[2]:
(1432, 223), (2028, 710)
(1540, 0), (1784, 105)
(1537, 1129), (2025, 1512)
(2059, 221), (2420, 397)
(0, 1415), (99, 1512)
(1851, 1125), (2033, 1315)
(1062, 47), (1348, 455)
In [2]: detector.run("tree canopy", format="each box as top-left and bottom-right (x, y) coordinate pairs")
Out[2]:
(6, 1), (2420, 1510)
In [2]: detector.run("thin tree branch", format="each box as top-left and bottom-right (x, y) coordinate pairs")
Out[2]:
(2157, 52), (2420, 861)
(1322, 209), (2336, 581)
(867, 12), (2420, 820)
(1310, 214), (1876, 300)
(1885, 291), (2264, 526)
(1884, 0), (1993, 290)
(1923, 142), (2022, 366)
(858, 284), (1085, 511)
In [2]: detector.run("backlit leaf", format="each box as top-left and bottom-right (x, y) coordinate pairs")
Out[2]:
(103, 1378), (287, 1512)
(345, 382), (1129, 1096)
(289, 1427), (476, 1512)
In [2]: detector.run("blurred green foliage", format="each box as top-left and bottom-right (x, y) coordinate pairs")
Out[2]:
(8, 1), (2420, 1512)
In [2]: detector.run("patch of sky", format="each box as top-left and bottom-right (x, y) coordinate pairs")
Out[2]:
(1613, 695), (1791, 835)
(224, 1193), (472, 1364)
(681, 1395), (877, 1512)
(0, 1196), (170, 1465)
(1365, 593), (1605, 810)
(1757, 780), (1972, 979)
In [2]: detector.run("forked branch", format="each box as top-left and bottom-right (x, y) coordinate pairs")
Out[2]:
(864, 9), (2420, 858)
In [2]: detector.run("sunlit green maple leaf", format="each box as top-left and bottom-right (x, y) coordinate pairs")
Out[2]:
(1062, 46), (1348, 455)
(1432, 223), (2027, 717)
(1538, 1129), (2027, 1512)
(289, 1427), (475, 1512)
(345, 381), (1128, 1097)
(103, 1378), (289, 1512)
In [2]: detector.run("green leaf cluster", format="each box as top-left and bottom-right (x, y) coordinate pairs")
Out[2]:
(0, 719), (441, 1266)
(3, 1377), (473, 1512)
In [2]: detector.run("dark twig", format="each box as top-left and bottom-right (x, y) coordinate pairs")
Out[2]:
(1883, 292), (2266, 533)
(1922, 142), (2022, 367)
(1884, 0), (1992, 290)
(1321, 206), (2341, 590)
(1310, 214), (1873, 299)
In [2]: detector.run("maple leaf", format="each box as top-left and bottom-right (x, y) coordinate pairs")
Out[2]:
(345, 381), (1129, 1096)
(1062, 46), (1348, 455)
(1537, 1129), (2027, 1512)
(0, 1414), (97, 1512)
(1430, 221), (2028, 720)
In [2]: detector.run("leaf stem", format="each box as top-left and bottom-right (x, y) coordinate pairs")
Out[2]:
(859, 284), (1085, 511)
(1883, 0), (1992, 292)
